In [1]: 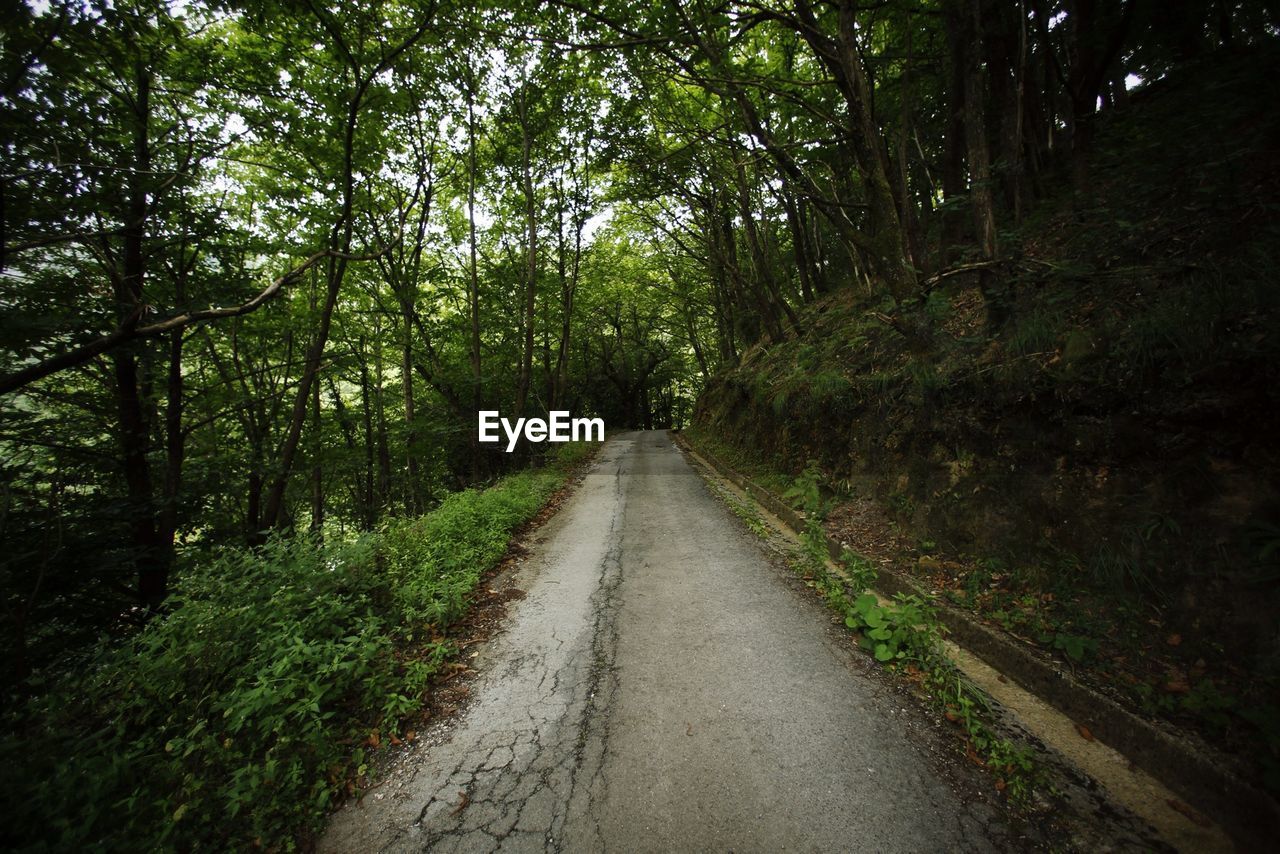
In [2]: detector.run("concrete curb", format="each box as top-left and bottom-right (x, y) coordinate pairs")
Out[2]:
(672, 431), (1278, 851)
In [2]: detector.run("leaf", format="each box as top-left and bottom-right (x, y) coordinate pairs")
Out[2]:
(874, 644), (894, 662)
(1076, 724), (1095, 741)
(173, 804), (188, 822)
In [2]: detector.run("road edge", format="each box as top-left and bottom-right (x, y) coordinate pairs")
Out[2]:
(671, 429), (1277, 852)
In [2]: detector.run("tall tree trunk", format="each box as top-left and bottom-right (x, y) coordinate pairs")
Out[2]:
(779, 185), (815, 303)
(961, 0), (1004, 331)
(401, 307), (420, 513)
(309, 340), (323, 537)
(515, 87), (538, 418)
(115, 57), (165, 608)
(943, 2), (970, 264)
(157, 328), (184, 571)
(259, 12), (438, 531)
(374, 331), (392, 519)
(260, 69), (366, 534)
(465, 58), (484, 477)
(358, 337), (375, 530)
(731, 157), (790, 340)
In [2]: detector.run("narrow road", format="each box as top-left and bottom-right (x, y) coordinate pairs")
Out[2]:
(321, 431), (1019, 853)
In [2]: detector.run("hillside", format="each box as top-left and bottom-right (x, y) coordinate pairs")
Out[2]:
(692, 43), (1280, 790)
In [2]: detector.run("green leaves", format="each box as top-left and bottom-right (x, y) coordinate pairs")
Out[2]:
(0, 447), (587, 850)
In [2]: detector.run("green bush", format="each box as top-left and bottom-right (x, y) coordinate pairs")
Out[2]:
(0, 445), (592, 852)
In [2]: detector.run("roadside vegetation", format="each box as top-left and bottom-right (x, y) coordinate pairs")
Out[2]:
(0, 443), (595, 851)
(709, 455), (1044, 803)
(4, 0), (1277, 846)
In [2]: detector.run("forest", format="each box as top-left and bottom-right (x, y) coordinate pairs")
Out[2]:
(2, 0), (1278, 849)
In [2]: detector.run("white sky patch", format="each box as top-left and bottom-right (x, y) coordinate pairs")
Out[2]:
(582, 206), (613, 243)
(224, 112), (248, 138)
(1125, 73), (1144, 90)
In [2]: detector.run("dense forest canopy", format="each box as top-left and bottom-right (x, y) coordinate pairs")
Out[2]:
(3, 0), (1274, 673)
(2, 0), (1279, 844)
(3, 0), (1275, 659)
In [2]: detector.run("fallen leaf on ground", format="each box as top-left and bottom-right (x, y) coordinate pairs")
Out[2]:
(1076, 724), (1095, 741)
(1167, 633), (1182, 646)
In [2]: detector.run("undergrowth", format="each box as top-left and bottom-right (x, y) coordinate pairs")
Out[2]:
(0, 442), (597, 852)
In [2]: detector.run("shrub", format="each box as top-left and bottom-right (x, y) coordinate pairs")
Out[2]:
(0, 445), (591, 852)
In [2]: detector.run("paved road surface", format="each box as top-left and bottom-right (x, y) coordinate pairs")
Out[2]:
(320, 431), (1015, 853)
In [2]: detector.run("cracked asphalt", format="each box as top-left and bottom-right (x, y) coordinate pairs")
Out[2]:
(320, 431), (1017, 853)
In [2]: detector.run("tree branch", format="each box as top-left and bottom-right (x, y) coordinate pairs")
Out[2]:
(0, 247), (387, 396)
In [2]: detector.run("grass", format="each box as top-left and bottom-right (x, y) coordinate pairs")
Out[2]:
(0, 441), (597, 852)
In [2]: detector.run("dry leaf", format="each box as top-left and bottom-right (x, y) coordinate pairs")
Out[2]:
(1167, 633), (1182, 647)
(1076, 724), (1095, 741)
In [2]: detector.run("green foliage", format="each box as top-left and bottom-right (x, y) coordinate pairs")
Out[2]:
(782, 459), (829, 519)
(1044, 631), (1100, 663)
(0, 446), (588, 851)
(774, 463), (1042, 802)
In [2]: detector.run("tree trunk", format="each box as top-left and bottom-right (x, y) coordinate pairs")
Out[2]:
(465, 59), (484, 478)
(309, 341), (323, 537)
(374, 331), (392, 518)
(960, 0), (1004, 331)
(515, 86), (538, 418)
(115, 57), (165, 609)
(157, 328), (184, 573)
(401, 307), (420, 514)
(260, 64), (368, 534)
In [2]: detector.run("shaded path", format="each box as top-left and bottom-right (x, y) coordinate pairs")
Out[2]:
(320, 431), (1017, 852)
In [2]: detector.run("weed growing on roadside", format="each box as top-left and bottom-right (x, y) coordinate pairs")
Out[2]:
(781, 467), (1045, 804)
